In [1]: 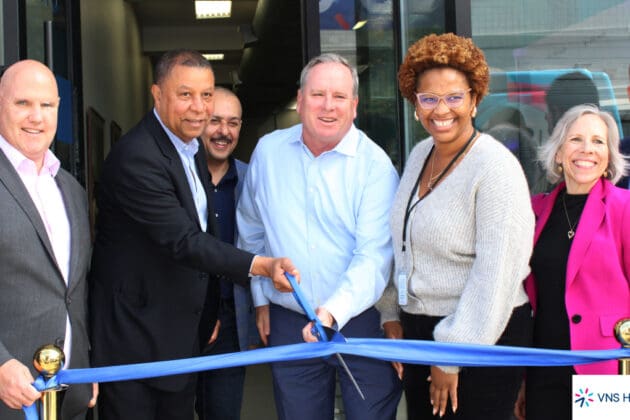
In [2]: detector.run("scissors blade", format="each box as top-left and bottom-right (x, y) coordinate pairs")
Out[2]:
(285, 272), (365, 400)
(335, 353), (366, 400)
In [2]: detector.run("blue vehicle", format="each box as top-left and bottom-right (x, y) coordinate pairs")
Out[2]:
(478, 68), (623, 139)
(476, 69), (623, 193)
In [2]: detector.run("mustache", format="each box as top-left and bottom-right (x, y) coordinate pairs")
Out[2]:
(210, 134), (232, 143)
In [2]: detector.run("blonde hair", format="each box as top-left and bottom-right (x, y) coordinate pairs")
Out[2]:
(538, 104), (627, 184)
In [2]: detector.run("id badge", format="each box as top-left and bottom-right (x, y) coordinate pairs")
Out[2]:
(397, 270), (408, 306)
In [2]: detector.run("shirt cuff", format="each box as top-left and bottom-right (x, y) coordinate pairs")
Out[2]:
(436, 365), (461, 374)
(248, 255), (258, 277)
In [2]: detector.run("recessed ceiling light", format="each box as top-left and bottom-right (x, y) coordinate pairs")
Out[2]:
(195, 1), (232, 19)
(203, 53), (225, 61)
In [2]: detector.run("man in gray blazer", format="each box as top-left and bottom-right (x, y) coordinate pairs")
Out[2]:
(0, 60), (96, 419)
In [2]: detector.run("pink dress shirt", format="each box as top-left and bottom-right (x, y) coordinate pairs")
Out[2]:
(0, 135), (73, 363)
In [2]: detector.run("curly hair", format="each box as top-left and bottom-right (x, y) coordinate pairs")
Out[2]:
(398, 33), (489, 106)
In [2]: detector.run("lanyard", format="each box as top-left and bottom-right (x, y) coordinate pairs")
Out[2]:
(401, 129), (477, 252)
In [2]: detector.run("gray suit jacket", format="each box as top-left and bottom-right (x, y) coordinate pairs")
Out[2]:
(0, 149), (92, 420)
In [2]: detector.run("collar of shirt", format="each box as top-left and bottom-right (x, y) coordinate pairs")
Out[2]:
(153, 108), (200, 157)
(214, 156), (238, 189)
(293, 123), (360, 158)
(0, 134), (61, 176)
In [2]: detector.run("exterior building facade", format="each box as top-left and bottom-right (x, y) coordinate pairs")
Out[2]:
(2, 0), (629, 191)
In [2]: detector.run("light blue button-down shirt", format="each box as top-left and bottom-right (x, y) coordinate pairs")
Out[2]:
(237, 123), (399, 329)
(154, 109), (208, 232)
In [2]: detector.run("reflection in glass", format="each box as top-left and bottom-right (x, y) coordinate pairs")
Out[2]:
(472, 0), (630, 192)
(319, 0), (402, 170)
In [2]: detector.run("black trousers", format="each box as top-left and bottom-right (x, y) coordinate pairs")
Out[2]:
(400, 303), (533, 420)
(97, 376), (196, 420)
(195, 297), (247, 420)
(525, 365), (575, 420)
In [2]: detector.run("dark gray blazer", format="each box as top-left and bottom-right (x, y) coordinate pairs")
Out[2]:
(0, 149), (92, 420)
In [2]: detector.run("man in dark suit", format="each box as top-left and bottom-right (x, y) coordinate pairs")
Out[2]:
(0, 60), (96, 419)
(89, 49), (297, 420)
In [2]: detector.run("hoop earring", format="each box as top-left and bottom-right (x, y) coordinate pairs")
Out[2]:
(414, 109), (420, 121)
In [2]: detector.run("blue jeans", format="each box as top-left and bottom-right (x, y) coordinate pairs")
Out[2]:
(195, 298), (247, 420)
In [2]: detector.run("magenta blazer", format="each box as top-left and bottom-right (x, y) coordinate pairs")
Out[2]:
(525, 178), (630, 374)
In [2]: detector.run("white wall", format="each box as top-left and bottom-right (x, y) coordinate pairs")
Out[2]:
(81, 0), (151, 156)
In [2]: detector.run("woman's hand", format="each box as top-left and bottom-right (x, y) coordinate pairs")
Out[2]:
(514, 380), (526, 420)
(428, 366), (458, 417)
(383, 321), (404, 380)
(88, 383), (99, 408)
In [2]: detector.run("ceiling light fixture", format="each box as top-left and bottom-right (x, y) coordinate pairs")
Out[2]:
(195, 1), (232, 19)
(203, 53), (225, 61)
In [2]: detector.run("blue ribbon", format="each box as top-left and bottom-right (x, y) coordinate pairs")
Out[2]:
(22, 376), (60, 420)
(22, 338), (630, 419)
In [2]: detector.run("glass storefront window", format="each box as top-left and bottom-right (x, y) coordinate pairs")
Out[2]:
(21, 0), (81, 179)
(319, 0), (403, 170)
(398, 0), (445, 160)
(25, 0), (53, 62)
(471, 0), (630, 192)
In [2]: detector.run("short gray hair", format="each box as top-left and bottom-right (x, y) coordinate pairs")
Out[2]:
(539, 104), (627, 184)
(299, 53), (359, 98)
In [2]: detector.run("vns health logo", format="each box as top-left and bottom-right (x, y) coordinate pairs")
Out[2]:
(574, 387), (595, 408)
(573, 375), (630, 418)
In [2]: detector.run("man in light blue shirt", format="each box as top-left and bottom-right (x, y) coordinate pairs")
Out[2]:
(237, 53), (402, 420)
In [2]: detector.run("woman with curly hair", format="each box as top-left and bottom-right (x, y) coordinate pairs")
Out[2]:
(378, 33), (535, 419)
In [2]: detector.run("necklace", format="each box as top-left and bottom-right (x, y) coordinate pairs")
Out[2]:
(425, 129), (478, 192)
(427, 153), (440, 191)
(561, 194), (577, 239)
(400, 129), (479, 253)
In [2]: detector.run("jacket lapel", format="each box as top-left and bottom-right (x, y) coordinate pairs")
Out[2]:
(0, 149), (60, 276)
(56, 171), (81, 292)
(565, 179), (606, 287)
(532, 183), (563, 244)
(144, 112), (203, 230)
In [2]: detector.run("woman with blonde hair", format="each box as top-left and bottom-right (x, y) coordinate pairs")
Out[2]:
(514, 104), (630, 419)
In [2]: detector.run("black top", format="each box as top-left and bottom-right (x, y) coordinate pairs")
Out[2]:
(530, 190), (588, 349)
(210, 157), (239, 299)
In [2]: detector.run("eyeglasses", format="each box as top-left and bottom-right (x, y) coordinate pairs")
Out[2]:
(209, 116), (242, 129)
(415, 88), (471, 110)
